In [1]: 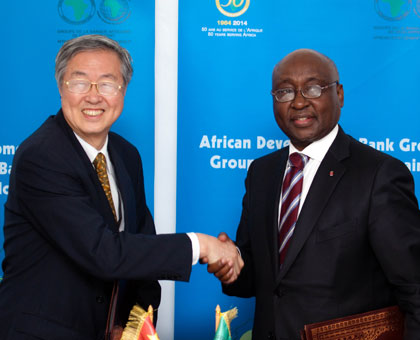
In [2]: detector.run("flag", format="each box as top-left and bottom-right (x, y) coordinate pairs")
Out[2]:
(214, 305), (238, 340)
(121, 304), (160, 340)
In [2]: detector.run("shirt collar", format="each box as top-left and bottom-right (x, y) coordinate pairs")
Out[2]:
(289, 124), (339, 162)
(74, 133), (110, 165)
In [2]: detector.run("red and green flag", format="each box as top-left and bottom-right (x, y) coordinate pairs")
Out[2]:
(121, 304), (160, 340)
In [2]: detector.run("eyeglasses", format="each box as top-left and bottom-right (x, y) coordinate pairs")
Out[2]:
(64, 79), (123, 96)
(271, 81), (338, 103)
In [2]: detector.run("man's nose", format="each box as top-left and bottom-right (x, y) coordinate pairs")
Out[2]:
(84, 84), (103, 102)
(291, 89), (309, 109)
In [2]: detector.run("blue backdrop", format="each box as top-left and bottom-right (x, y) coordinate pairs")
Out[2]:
(0, 0), (155, 276)
(176, 1), (420, 339)
(1, 1), (420, 340)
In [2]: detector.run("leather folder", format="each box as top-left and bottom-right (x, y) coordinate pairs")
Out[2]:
(300, 305), (404, 340)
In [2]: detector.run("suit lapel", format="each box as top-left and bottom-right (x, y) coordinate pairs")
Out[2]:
(108, 141), (136, 234)
(277, 127), (351, 280)
(55, 111), (121, 231)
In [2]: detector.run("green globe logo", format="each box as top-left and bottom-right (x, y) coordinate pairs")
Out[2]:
(414, 0), (420, 17)
(58, 0), (96, 25)
(98, 0), (131, 24)
(375, 0), (412, 21)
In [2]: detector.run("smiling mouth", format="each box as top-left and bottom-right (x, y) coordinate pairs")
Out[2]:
(82, 109), (104, 117)
(290, 115), (316, 128)
(293, 116), (313, 122)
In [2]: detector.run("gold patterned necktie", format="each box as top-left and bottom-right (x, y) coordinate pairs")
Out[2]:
(93, 152), (117, 221)
(93, 152), (120, 339)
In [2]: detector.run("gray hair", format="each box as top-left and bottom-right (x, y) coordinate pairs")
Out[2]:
(55, 34), (133, 87)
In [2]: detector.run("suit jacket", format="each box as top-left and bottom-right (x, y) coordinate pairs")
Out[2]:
(223, 126), (420, 340)
(0, 110), (192, 340)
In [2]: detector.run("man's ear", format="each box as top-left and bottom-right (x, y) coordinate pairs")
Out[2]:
(337, 83), (344, 108)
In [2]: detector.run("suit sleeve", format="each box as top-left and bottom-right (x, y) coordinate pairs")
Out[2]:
(368, 157), (420, 337)
(12, 143), (192, 282)
(223, 163), (256, 298)
(126, 150), (161, 318)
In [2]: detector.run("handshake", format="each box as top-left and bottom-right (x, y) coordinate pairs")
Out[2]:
(197, 232), (244, 284)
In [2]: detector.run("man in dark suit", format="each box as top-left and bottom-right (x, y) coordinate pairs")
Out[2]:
(209, 49), (420, 339)
(0, 35), (242, 340)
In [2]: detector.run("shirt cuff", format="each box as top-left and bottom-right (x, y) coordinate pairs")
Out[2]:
(187, 232), (200, 265)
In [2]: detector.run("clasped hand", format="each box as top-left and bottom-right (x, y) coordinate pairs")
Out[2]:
(197, 232), (243, 284)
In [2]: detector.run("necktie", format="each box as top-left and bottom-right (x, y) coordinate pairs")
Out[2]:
(93, 152), (119, 339)
(278, 152), (308, 265)
(93, 152), (117, 221)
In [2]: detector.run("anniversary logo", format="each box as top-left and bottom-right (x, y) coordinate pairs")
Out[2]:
(374, 0), (420, 39)
(201, 0), (264, 38)
(215, 0), (250, 17)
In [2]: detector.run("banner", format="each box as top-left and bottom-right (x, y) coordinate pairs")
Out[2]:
(0, 0), (155, 277)
(1, 1), (420, 339)
(176, 0), (420, 339)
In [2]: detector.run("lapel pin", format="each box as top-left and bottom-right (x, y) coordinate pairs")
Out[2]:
(329, 171), (334, 177)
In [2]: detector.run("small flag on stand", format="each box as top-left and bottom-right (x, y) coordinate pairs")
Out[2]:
(121, 304), (160, 340)
(214, 305), (238, 340)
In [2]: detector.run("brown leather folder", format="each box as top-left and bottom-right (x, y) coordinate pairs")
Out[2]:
(300, 305), (404, 340)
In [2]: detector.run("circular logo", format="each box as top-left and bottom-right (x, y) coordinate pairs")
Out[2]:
(413, 0), (420, 17)
(98, 0), (131, 24)
(375, 0), (412, 21)
(216, 0), (250, 17)
(58, 0), (96, 25)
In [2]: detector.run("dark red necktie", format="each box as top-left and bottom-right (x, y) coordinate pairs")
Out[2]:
(278, 152), (308, 265)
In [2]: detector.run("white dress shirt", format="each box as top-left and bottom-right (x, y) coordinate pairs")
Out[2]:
(74, 133), (125, 231)
(280, 125), (339, 219)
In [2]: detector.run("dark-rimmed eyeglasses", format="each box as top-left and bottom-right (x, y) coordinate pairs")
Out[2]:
(64, 79), (123, 96)
(271, 81), (338, 103)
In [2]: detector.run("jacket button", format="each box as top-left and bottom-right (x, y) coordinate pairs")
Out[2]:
(267, 331), (275, 340)
(96, 295), (104, 303)
(276, 289), (285, 298)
